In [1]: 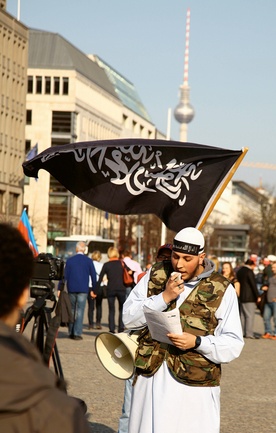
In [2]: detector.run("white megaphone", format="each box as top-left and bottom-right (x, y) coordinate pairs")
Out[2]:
(95, 330), (140, 380)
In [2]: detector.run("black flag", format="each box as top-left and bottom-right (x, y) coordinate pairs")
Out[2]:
(23, 139), (247, 232)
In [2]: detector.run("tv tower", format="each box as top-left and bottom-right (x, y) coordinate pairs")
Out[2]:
(174, 8), (195, 142)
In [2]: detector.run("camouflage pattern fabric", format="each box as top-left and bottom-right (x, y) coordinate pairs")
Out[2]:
(135, 263), (230, 387)
(147, 260), (174, 297)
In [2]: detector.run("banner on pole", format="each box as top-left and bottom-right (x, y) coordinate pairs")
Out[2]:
(23, 138), (247, 232)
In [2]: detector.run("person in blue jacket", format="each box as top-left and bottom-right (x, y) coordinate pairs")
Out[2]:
(65, 241), (97, 340)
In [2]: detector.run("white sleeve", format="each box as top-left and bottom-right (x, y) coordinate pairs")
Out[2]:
(123, 272), (168, 329)
(197, 284), (244, 363)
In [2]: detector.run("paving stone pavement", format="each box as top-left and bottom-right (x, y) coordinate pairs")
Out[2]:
(25, 297), (276, 432)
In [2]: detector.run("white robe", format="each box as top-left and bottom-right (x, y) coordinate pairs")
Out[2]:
(123, 263), (244, 433)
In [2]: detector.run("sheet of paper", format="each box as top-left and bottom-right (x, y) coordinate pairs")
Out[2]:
(143, 305), (183, 345)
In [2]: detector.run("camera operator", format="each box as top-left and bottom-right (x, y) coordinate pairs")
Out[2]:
(0, 223), (91, 433)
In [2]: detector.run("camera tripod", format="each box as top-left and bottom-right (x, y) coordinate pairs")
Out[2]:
(22, 285), (64, 380)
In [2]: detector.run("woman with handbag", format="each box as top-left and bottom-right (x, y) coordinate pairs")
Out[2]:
(121, 250), (142, 298)
(96, 247), (126, 333)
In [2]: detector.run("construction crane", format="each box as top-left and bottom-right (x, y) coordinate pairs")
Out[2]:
(241, 162), (276, 170)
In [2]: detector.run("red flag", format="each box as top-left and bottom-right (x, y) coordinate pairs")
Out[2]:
(22, 138), (247, 232)
(18, 209), (39, 257)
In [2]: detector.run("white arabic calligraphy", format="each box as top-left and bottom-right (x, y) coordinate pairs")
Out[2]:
(51, 146), (203, 207)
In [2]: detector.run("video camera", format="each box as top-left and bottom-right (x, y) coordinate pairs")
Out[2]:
(30, 253), (65, 299)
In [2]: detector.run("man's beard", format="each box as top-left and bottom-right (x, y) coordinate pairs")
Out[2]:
(183, 262), (203, 282)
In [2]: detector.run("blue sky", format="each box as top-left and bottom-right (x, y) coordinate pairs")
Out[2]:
(7, 0), (276, 188)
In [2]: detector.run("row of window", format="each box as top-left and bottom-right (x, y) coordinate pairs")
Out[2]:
(27, 76), (69, 96)
(0, 132), (23, 148)
(1, 95), (24, 113)
(26, 108), (153, 143)
(0, 24), (26, 47)
(81, 116), (119, 140)
(0, 55), (26, 77)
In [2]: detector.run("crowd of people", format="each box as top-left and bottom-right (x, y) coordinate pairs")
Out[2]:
(208, 254), (276, 340)
(1, 221), (275, 433)
(219, 255), (276, 340)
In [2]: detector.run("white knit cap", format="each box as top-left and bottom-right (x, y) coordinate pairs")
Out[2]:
(173, 227), (205, 256)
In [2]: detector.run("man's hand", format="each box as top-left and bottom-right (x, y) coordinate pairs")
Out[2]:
(162, 272), (184, 304)
(167, 332), (197, 351)
(90, 290), (97, 299)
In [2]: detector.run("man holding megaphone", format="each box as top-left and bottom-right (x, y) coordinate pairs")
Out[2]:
(123, 227), (244, 433)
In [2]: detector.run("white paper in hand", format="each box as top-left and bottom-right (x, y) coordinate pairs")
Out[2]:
(143, 305), (183, 345)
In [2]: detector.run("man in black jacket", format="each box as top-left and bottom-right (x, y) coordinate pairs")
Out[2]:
(0, 223), (91, 433)
(237, 258), (261, 339)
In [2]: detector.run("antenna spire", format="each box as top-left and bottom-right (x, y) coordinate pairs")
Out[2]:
(174, 7), (195, 142)
(183, 7), (191, 87)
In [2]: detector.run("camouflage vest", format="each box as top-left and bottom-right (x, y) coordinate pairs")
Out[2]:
(135, 261), (230, 387)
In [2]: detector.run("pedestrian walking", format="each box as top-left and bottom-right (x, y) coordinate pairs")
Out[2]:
(121, 250), (143, 298)
(236, 258), (260, 339)
(65, 241), (97, 340)
(96, 247), (126, 333)
(261, 261), (276, 339)
(88, 250), (105, 330)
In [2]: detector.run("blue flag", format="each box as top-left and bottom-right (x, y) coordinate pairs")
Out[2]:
(26, 143), (38, 161)
(18, 209), (39, 257)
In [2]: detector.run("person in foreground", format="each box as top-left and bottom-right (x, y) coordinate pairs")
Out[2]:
(123, 227), (244, 433)
(0, 223), (91, 433)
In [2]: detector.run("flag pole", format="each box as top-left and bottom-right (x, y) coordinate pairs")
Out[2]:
(160, 108), (172, 245)
(197, 147), (249, 230)
(17, 0), (21, 20)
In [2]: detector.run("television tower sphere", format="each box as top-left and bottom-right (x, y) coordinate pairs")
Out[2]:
(174, 86), (195, 124)
(174, 101), (195, 124)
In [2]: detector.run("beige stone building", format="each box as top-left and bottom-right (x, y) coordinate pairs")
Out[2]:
(24, 29), (164, 252)
(0, 2), (28, 224)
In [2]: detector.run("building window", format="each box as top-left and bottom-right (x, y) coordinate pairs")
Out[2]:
(48, 194), (69, 238)
(54, 77), (60, 95)
(52, 111), (71, 133)
(0, 190), (4, 214)
(9, 193), (19, 215)
(36, 76), (42, 94)
(24, 141), (31, 185)
(123, 114), (128, 127)
(28, 76), (33, 93)
(45, 76), (51, 94)
(26, 110), (32, 125)
(25, 139), (31, 154)
(62, 77), (69, 95)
